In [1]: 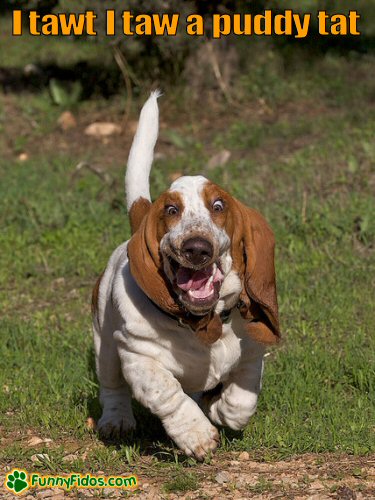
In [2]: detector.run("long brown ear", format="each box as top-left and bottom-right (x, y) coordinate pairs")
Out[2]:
(129, 197), (152, 235)
(232, 201), (280, 344)
(127, 203), (182, 317)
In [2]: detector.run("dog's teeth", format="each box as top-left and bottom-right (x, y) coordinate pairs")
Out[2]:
(212, 263), (217, 276)
(204, 275), (214, 292)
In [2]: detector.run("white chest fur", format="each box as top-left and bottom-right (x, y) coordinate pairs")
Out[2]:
(109, 249), (243, 393)
(123, 321), (242, 394)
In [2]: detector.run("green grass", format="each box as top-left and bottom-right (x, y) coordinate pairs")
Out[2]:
(0, 28), (374, 476)
(163, 471), (199, 493)
(0, 15), (111, 69)
(248, 477), (275, 494)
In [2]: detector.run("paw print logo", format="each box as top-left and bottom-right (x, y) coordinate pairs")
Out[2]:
(5, 469), (29, 495)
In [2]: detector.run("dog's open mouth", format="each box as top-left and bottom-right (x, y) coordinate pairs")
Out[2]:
(169, 259), (224, 312)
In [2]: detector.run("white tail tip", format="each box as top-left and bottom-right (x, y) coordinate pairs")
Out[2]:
(125, 91), (162, 211)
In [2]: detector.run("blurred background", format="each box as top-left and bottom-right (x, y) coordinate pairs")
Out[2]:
(0, 0), (374, 487)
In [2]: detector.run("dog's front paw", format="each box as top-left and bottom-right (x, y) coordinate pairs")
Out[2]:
(165, 417), (220, 461)
(207, 393), (258, 431)
(98, 410), (136, 440)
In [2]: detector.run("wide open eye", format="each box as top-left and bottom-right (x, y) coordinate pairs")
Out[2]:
(165, 205), (179, 216)
(212, 199), (224, 212)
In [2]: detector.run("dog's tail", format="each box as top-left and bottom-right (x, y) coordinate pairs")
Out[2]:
(125, 91), (161, 222)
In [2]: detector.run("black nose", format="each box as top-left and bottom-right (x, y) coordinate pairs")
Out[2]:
(181, 237), (213, 266)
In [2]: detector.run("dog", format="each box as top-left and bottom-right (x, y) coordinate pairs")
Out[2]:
(92, 91), (280, 461)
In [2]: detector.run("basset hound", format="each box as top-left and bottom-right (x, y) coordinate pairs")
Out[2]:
(92, 91), (280, 461)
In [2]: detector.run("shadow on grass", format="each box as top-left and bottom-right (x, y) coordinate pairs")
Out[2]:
(85, 346), (243, 460)
(85, 346), (171, 456)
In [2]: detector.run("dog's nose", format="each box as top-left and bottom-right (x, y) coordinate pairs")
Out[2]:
(182, 237), (213, 266)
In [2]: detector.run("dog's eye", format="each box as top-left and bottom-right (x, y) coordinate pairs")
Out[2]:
(212, 199), (224, 212)
(165, 205), (179, 216)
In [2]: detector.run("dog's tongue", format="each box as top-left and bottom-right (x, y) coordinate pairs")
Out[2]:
(176, 266), (224, 294)
(176, 268), (211, 291)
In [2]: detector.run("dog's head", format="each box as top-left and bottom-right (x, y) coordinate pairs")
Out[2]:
(160, 176), (231, 315)
(127, 175), (280, 345)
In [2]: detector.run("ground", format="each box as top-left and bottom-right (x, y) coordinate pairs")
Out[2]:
(1, 450), (375, 498)
(0, 13), (374, 499)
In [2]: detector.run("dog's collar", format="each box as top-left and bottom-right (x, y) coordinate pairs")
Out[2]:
(178, 308), (234, 331)
(147, 295), (233, 330)
(219, 308), (233, 324)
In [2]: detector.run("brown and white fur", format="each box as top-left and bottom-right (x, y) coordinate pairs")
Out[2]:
(92, 92), (280, 461)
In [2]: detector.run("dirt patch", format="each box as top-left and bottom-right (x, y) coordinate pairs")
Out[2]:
(0, 91), (326, 172)
(1, 452), (374, 499)
(135, 453), (374, 499)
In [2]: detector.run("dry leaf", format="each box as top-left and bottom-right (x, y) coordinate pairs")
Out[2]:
(86, 417), (96, 430)
(215, 471), (231, 484)
(168, 171), (183, 182)
(17, 153), (29, 162)
(31, 453), (50, 464)
(238, 451), (250, 461)
(206, 149), (231, 170)
(84, 122), (121, 138)
(28, 436), (53, 447)
(57, 111), (77, 131)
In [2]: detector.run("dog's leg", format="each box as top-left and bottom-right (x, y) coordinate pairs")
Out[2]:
(115, 333), (219, 461)
(204, 342), (265, 431)
(94, 318), (136, 439)
(97, 383), (136, 439)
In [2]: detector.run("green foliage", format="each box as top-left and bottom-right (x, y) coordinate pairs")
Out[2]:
(49, 78), (82, 108)
(58, 0), (197, 81)
(266, 0), (375, 36)
(1, 0), (58, 13)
